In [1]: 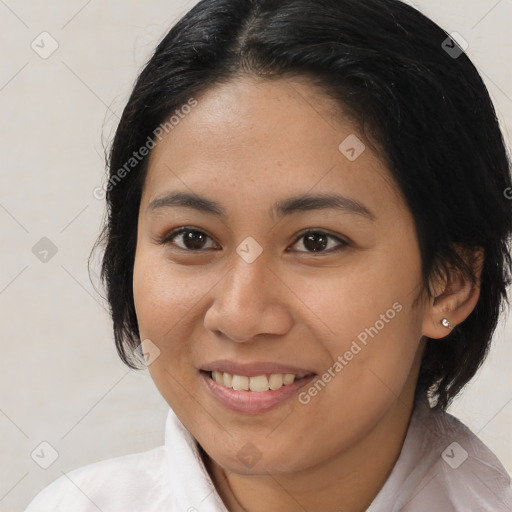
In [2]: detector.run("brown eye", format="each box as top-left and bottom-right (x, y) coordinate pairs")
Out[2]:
(162, 228), (218, 251)
(160, 227), (347, 254)
(290, 230), (348, 254)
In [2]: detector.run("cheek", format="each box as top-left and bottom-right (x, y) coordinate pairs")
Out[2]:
(133, 251), (200, 341)
(132, 252), (205, 409)
(293, 247), (420, 348)
(290, 247), (423, 407)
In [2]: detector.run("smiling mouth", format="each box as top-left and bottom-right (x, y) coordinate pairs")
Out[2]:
(201, 370), (315, 392)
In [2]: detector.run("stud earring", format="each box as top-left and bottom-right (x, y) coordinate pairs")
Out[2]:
(441, 318), (453, 330)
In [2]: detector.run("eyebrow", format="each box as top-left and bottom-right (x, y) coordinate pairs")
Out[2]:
(147, 191), (375, 221)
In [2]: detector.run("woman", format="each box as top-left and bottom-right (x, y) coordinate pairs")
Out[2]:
(26, 0), (512, 510)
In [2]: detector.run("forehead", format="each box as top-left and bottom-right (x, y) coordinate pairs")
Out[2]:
(142, 76), (401, 211)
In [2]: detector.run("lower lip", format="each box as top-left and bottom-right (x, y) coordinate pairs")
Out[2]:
(200, 371), (316, 414)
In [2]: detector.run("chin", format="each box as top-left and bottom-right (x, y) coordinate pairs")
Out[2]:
(207, 443), (311, 477)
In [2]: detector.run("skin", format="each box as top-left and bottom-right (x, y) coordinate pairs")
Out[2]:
(132, 76), (482, 512)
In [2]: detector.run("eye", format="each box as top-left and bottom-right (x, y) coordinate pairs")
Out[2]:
(160, 227), (218, 251)
(289, 230), (348, 254)
(159, 227), (348, 254)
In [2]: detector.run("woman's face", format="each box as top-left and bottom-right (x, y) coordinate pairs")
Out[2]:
(133, 76), (429, 475)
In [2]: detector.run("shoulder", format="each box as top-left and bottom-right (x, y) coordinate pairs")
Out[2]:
(402, 402), (512, 511)
(24, 446), (170, 512)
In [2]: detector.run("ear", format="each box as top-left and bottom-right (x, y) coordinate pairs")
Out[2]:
(422, 247), (484, 339)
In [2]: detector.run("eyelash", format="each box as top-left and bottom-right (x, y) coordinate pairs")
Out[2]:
(158, 227), (349, 255)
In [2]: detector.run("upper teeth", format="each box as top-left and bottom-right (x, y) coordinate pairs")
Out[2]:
(211, 371), (307, 392)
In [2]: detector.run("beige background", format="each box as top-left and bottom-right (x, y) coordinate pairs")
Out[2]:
(1, 1), (511, 510)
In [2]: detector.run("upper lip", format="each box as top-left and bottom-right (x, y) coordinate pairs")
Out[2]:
(200, 360), (316, 377)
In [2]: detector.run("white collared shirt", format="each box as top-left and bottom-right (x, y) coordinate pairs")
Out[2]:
(25, 400), (512, 511)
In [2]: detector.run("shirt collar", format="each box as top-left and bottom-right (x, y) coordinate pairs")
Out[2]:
(164, 407), (229, 511)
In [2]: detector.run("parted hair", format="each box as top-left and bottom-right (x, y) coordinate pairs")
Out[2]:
(92, 0), (512, 410)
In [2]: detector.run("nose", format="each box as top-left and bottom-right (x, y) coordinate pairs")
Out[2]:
(203, 252), (293, 343)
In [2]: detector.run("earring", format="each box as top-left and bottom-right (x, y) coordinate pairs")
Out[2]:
(441, 318), (453, 330)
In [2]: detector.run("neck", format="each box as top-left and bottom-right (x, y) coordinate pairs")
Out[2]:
(203, 391), (418, 512)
